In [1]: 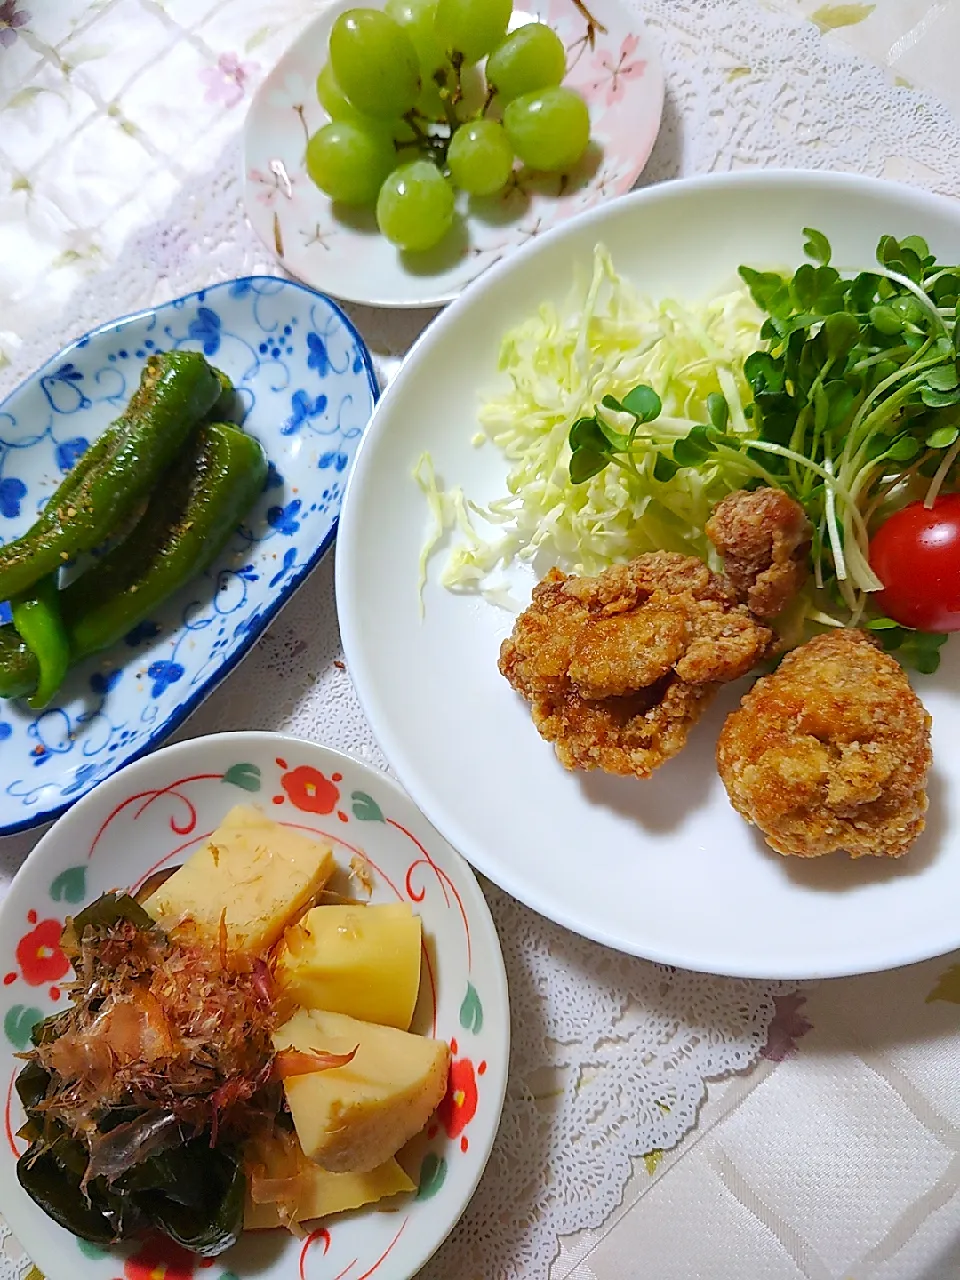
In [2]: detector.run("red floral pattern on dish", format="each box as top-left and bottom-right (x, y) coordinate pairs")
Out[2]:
(281, 765), (341, 814)
(15, 917), (68, 986)
(437, 1057), (478, 1140)
(124, 1235), (197, 1279)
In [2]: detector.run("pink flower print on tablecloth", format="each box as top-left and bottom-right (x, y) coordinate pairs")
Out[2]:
(199, 52), (259, 109)
(760, 993), (813, 1062)
(0, 1), (28, 47)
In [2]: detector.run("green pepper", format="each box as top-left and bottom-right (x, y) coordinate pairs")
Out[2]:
(0, 351), (221, 602)
(2, 431), (125, 707)
(9, 575), (70, 710)
(206, 366), (242, 425)
(0, 429), (131, 703)
(0, 628), (37, 700)
(0, 424), (267, 702)
(65, 422), (267, 662)
(22, 427), (122, 549)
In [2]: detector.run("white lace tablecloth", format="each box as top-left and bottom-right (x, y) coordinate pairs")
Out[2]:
(2, 1), (960, 1277)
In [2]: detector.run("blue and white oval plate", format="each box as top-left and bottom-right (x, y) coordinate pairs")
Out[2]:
(0, 278), (377, 835)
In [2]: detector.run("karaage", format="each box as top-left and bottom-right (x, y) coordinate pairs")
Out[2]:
(706, 487), (812, 621)
(716, 629), (932, 858)
(499, 552), (773, 779)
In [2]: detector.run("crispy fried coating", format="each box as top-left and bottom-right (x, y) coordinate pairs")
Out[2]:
(499, 552), (774, 779)
(717, 629), (932, 858)
(706, 487), (812, 620)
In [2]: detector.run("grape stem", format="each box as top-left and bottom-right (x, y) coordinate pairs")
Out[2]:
(404, 113), (434, 144)
(401, 54), (474, 167)
(294, 104), (310, 147)
(448, 52), (465, 108)
(402, 109), (451, 166)
(569, 0), (608, 43)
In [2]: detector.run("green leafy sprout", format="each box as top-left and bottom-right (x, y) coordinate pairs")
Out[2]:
(567, 229), (960, 672)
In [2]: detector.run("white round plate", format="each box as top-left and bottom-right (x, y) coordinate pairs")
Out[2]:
(336, 169), (960, 981)
(0, 733), (508, 1280)
(243, 0), (664, 308)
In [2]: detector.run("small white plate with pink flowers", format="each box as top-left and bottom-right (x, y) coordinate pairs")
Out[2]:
(242, 0), (664, 309)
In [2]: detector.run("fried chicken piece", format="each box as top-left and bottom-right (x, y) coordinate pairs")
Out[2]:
(706, 487), (812, 620)
(717, 629), (932, 858)
(499, 552), (774, 779)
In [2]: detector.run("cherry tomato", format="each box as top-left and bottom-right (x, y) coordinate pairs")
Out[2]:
(869, 493), (960, 631)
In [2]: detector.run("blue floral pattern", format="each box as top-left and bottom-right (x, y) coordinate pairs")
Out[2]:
(266, 499), (302, 535)
(187, 306), (222, 356)
(0, 477), (26, 518)
(40, 362), (90, 414)
(147, 660), (184, 698)
(56, 436), (89, 473)
(282, 389), (328, 435)
(0, 277), (378, 834)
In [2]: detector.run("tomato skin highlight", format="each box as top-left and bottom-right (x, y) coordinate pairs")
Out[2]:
(869, 493), (960, 632)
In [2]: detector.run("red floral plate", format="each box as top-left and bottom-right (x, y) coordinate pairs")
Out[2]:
(0, 733), (509, 1280)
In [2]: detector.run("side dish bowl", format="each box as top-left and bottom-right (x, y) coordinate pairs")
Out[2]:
(0, 281), (377, 835)
(0, 732), (509, 1280)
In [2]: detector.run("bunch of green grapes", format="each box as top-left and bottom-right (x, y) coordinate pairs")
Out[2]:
(306, 0), (592, 254)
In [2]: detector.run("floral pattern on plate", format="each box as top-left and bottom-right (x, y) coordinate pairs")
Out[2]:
(0, 281), (378, 835)
(242, 0), (665, 308)
(0, 733), (509, 1280)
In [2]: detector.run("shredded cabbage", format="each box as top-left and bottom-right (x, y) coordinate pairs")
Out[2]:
(417, 246), (766, 600)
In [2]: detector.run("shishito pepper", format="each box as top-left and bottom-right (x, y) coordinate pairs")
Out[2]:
(0, 423), (267, 704)
(9, 575), (70, 710)
(0, 628), (38, 701)
(0, 350), (221, 601)
(206, 367), (242, 425)
(65, 422), (267, 663)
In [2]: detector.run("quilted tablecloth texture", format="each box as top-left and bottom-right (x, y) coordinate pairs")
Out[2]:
(2, 2), (960, 1278)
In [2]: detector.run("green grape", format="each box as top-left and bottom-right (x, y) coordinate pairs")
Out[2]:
(503, 86), (590, 172)
(385, 0), (446, 77)
(486, 22), (565, 102)
(392, 116), (418, 144)
(394, 142), (422, 167)
(316, 64), (411, 140)
(305, 121), (397, 205)
(316, 62), (369, 125)
(376, 161), (455, 251)
(447, 120), (514, 195)
(385, 0), (451, 119)
(435, 0), (513, 63)
(328, 9), (421, 119)
(416, 76), (448, 121)
(457, 63), (487, 117)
